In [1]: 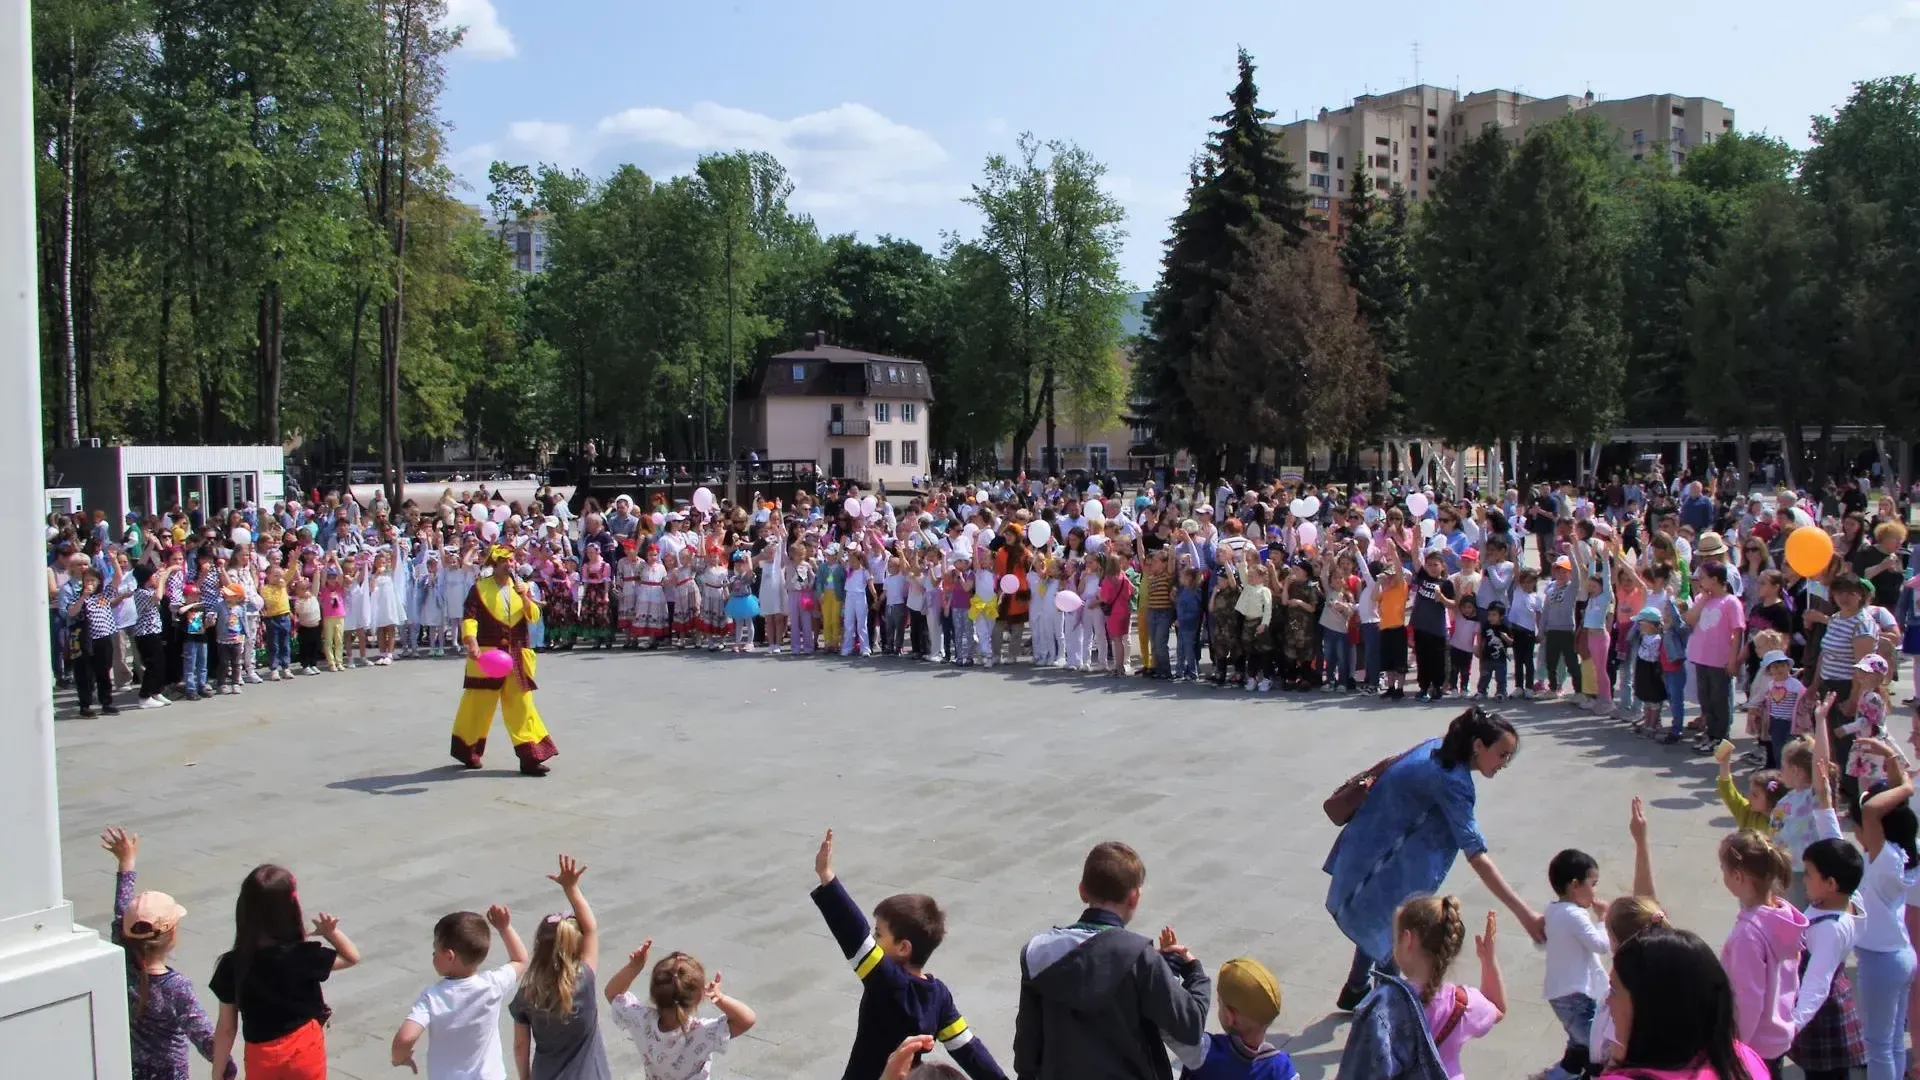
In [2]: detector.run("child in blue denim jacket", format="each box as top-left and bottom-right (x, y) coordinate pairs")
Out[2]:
(1175, 567), (1206, 681)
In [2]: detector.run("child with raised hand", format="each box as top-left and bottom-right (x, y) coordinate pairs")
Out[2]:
(1717, 829), (1807, 1073)
(209, 865), (360, 1080)
(1390, 896), (1505, 1080)
(1590, 798), (1665, 1071)
(99, 827), (234, 1080)
(603, 939), (755, 1080)
(810, 829), (1006, 1080)
(1540, 850), (1609, 1080)
(1714, 738), (1786, 834)
(1166, 950), (1299, 1080)
(391, 905), (529, 1079)
(509, 855), (609, 1080)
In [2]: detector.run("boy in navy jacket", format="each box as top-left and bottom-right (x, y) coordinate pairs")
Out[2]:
(811, 829), (1006, 1080)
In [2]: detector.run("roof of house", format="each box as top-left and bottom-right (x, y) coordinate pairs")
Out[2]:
(746, 343), (935, 402)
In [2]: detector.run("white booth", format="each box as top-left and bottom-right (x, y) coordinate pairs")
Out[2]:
(47, 444), (286, 523)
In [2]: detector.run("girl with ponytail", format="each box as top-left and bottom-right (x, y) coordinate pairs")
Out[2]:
(1394, 895), (1507, 1078)
(508, 855), (610, 1079)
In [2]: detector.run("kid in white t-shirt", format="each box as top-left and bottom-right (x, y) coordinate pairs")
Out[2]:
(392, 906), (530, 1080)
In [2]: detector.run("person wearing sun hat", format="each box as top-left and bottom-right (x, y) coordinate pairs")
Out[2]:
(101, 825), (238, 1079)
(450, 543), (557, 776)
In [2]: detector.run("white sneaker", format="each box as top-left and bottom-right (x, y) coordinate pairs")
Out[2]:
(246, 672), (263, 684)
(1258, 677), (1273, 692)
(1243, 680), (1257, 692)
(153, 694), (171, 706)
(139, 697), (165, 710)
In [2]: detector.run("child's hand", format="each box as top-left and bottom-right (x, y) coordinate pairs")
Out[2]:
(1474, 910), (1497, 962)
(1816, 691), (1839, 724)
(395, 1051), (418, 1074)
(1857, 736), (1895, 759)
(704, 971), (724, 1003)
(311, 912), (341, 938)
(882, 1035), (937, 1080)
(815, 828), (835, 885)
(1713, 739), (1735, 765)
(1157, 925), (1192, 963)
(548, 854), (587, 890)
(100, 826), (137, 871)
(1628, 797), (1647, 844)
(627, 939), (653, 969)
(486, 904), (512, 931)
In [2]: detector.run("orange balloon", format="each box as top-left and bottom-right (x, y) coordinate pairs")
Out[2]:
(1784, 525), (1834, 578)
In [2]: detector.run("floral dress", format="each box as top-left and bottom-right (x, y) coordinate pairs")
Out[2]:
(697, 559), (730, 634)
(668, 556), (698, 637)
(542, 563), (578, 646)
(632, 558), (670, 639)
(578, 559), (615, 644)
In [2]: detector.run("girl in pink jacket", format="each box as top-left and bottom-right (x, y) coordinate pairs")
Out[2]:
(1717, 830), (1808, 1072)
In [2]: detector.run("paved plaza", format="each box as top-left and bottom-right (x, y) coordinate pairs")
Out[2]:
(55, 652), (1750, 1079)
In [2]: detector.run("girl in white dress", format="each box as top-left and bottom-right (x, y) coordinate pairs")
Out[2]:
(633, 549), (670, 645)
(368, 550), (405, 664)
(616, 545), (643, 643)
(756, 538), (787, 652)
(416, 549), (444, 656)
(345, 553), (373, 668)
(696, 552), (730, 649)
(669, 548), (698, 646)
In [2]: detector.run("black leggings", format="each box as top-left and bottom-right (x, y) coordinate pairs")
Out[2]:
(76, 635), (116, 710)
(217, 642), (242, 686)
(1449, 647), (1473, 692)
(135, 634), (167, 699)
(1545, 629), (1582, 692)
(1511, 627), (1537, 688)
(1414, 630), (1448, 693)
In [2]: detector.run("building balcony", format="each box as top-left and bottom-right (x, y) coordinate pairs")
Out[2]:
(827, 419), (871, 437)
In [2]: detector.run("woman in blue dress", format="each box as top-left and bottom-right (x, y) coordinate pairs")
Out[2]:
(1324, 707), (1546, 1010)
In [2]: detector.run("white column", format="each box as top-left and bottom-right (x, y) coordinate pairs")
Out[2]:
(0, 2), (130, 1075)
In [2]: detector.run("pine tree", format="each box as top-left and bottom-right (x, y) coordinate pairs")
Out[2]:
(1339, 170), (1414, 430)
(1132, 48), (1305, 478)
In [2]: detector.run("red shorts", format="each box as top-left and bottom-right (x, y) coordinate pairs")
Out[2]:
(245, 1019), (327, 1080)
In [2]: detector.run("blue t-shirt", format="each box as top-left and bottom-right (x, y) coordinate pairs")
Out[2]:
(1175, 585), (1205, 623)
(1182, 1032), (1297, 1080)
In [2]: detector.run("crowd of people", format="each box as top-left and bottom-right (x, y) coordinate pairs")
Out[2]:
(50, 460), (1920, 1080)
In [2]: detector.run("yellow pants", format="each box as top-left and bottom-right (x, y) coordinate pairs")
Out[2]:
(819, 592), (842, 647)
(1135, 607), (1151, 670)
(451, 678), (551, 762)
(322, 617), (344, 668)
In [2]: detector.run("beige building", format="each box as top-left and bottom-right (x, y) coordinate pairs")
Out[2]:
(1272, 85), (1735, 234)
(732, 336), (932, 488)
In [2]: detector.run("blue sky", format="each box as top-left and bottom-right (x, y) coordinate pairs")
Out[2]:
(440, 0), (1920, 288)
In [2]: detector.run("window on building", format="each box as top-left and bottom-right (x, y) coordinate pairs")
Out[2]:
(901, 402), (916, 423)
(874, 440), (892, 465)
(1408, 125), (1417, 138)
(1336, 156), (1344, 170)
(1336, 178), (1345, 192)
(874, 402), (890, 422)
(1409, 190), (1418, 200)
(1671, 125), (1685, 144)
(871, 364), (881, 381)
(1309, 173), (1330, 189)
(1310, 218), (1330, 233)
(1722, 117), (1733, 128)
(1672, 105), (1685, 117)
(1632, 129), (1644, 144)
(1410, 167), (1419, 180)
(913, 368), (923, 383)
(902, 440), (919, 466)
(1311, 196), (1331, 210)
(791, 363), (806, 382)
(1673, 151), (1687, 166)
(1427, 107), (1438, 118)
(1375, 136), (1389, 147)
(1426, 145), (1436, 159)
(1427, 125), (1438, 137)
(889, 366), (901, 382)
(1392, 140), (1399, 154)
(1087, 445), (1109, 472)
(1308, 150), (1329, 164)
(1633, 153), (1644, 163)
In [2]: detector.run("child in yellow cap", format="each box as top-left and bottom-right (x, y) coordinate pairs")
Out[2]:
(1169, 951), (1297, 1079)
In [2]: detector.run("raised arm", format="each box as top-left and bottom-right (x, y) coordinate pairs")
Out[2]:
(547, 855), (597, 971)
(1475, 910), (1507, 1019)
(488, 905), (529, 971)
(704, 972), (757, 1038)
(1628, 797), (1657, 900)
(602, 940), (653, 1004)
(311, 913), (359, 971)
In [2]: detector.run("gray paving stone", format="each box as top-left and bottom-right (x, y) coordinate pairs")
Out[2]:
(56, 651), (1753, 1079)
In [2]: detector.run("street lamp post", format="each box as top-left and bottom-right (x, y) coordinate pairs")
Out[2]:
(0, 3), (132, 1074)
(723, 224), (736, 505)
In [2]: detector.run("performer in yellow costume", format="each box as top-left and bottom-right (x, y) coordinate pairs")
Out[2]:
(452, 546), (557, 776)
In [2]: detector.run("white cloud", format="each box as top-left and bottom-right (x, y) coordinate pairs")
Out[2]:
(594, 102), (954, 214)
(506, 120), (572, 160)
(442, 0), (516, 60)
(1859, 0), (1920, 30)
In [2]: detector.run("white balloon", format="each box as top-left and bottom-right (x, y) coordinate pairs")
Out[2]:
(491, 505), (509, 524)
(692, 487), (715, 513)
(861, 495), (877, 517)
(1027, 520), (1051, 546)
(963, 522), (980, 538)
(230, 527), (251, 545)
(844, 496), (861, 518)
(1420, 518), (1437, 538)
(479, 521), (500, 542)
(471, 502), (489, 520)
(1054, 590), (1085, 613)
(1406, 493), (1430, 518)
(1300, 496), (1321, 519)
(1289, 498), (1310, 518)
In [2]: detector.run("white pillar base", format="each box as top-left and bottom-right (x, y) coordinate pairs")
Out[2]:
(0, 902), (130, 1078)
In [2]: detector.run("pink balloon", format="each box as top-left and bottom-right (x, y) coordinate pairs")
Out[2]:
(999, 573), (1021, 595)
(476, 648), (514, 678)
(1297, 521), (1319, 546)
(1054, 590), (1085, 613)
(491, 505), (509, 524)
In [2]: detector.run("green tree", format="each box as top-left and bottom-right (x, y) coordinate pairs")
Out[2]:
(1339, 170), (1414, 435)
(1132, 48), (1306, 477)
(949, 132), (1129, 473)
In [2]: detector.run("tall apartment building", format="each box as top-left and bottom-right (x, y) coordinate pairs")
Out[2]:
(1272, 85), (1734, 236)
(499, 214), (551, 274)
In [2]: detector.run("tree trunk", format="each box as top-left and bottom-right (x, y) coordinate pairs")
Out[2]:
(156, 259), (173, 442)
(58, 37), (80, 447)
(1043, 361), (1057, 477)
(343, 286), (367, 481)
(258, 282), (283, 445)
